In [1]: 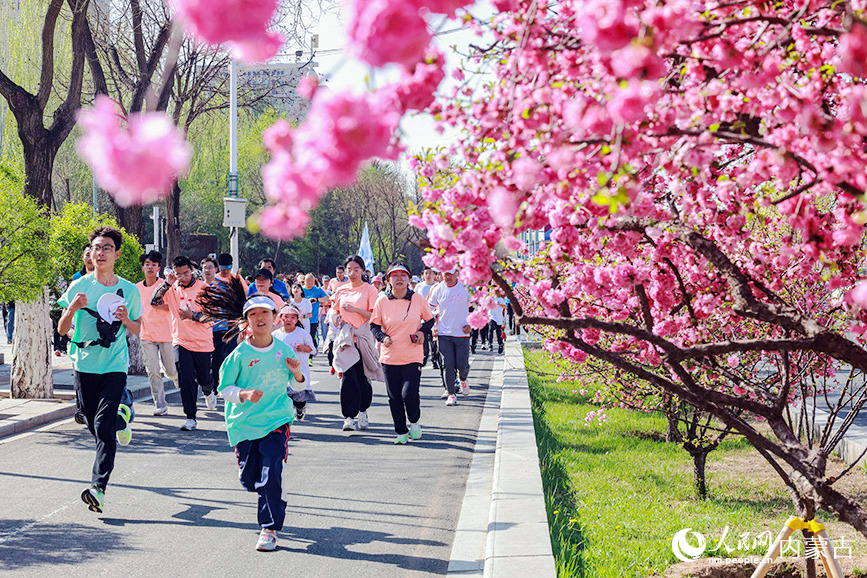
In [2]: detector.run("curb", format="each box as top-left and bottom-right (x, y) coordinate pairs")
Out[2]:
(0, 375), (175, 440)
(447, 340), (556, 577)
(0, 400), (77, 438)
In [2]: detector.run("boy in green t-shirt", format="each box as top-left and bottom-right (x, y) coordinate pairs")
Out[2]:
(58, 227), (142, 513)
(215, 293), (305, 552)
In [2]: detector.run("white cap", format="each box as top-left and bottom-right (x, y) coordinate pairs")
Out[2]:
(243, 295), (277, 316)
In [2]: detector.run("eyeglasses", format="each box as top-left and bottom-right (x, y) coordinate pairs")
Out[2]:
(91, 244), (116, 253)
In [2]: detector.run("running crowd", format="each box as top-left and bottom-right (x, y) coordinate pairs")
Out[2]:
(57, 226), (515, 552)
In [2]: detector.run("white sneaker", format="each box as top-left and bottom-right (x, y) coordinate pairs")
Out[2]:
(445, 395), (457, 406)
(440, 390), (449, 399)
(205, 393), (217, 410)
(256, 530), (277, 552)
(460, 381), (469, 395)
(153, 405), (168, 416)
(180, 419), (197, 431)
(358, 411), (369, 430)
(342, 417), (358, 431)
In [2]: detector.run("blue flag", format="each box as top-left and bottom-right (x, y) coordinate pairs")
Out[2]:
(358, 222), (375, 274)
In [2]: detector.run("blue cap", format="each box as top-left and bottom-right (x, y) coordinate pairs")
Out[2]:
(243, 295), (277, 316)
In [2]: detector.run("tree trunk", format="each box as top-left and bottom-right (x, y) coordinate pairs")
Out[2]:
(10, 289), (53, 399)
(116, 205), (144, 244)
(692, 450), (708, 500)
(22, 138), (57, 208)
(127, 332), (146, 376)
(666, 412), (681, 443)
(165, 181), (182, 263)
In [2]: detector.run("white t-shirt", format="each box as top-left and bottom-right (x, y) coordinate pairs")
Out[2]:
(415, 281), (435, 299)
(288, 297), (313, 332)
(273, 327), (315, 385)
(428, 281), (470, 338)
(490, 297), (507, 326)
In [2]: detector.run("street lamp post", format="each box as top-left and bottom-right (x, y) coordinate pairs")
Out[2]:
(225, 60), (246, 274)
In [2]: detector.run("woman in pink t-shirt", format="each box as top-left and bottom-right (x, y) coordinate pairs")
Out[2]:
(370, 263), (434, 444)
(330, 256), (380, 431)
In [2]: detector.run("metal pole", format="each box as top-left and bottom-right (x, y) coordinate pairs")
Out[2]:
(229, 59), (239, 274)
(152, 206), (160, 251)
(92, 173), (98, 214)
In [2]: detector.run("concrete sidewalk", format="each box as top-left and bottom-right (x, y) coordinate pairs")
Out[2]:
(0, 341), (171, 439)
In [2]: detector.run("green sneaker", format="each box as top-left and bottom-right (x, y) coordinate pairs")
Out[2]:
(81, 485), (105, 513)
(116, 404), (132, 446)
(394, 433), (409, 444)
(409, 423), (422, 440)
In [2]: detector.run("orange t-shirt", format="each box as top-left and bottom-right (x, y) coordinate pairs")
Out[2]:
(137, 280), (173, 343)
(331, 283), (379, 329)
(163, 279), (214, 352)
(371, 292), (433, 365)
(328, 277), (351, 293)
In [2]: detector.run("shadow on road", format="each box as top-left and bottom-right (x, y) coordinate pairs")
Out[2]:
(0, 520), (133, 571)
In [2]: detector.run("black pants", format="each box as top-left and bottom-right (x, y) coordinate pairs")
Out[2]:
(383, 363), (421, 435)
(309, 322), (319, 349)
(340, 355), (372, 418)
(438, 336), (470, 394)
(77, 371), (126, 490)
(175, 345), (212, 420)
(235, 424), (290, 531)
(211, 330), (237, 391)
(488, 321), (504, 350)
(423, 336), (439, 366)
(326, 341), (334, 367)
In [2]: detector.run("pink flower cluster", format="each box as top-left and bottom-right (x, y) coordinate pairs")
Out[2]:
(169, 0), (284, 63)
(259, 92), (400, 239)
(76, 96), (191, 207)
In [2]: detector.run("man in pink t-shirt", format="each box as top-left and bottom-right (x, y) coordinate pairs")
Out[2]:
(327, 265), (351, 294)
(136, 251), (177, 416)
(151, 255), (214, 431)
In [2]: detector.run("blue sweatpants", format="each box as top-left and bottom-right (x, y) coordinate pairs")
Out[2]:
(235, 424), (290, 531)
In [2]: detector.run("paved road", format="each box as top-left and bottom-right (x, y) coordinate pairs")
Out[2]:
(0, 352), (495, 577)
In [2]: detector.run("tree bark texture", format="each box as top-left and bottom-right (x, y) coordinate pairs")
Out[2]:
(10, 289), (53, 399)
(165, 180), (182, 263)
(126, 332), (146, 376)
(691, 450), (708, 500)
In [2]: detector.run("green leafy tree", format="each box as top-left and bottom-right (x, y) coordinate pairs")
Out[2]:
(0, 166), (51, 303)
(50, 203), (144, 285)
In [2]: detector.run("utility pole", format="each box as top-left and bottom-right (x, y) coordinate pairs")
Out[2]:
(224, 59), (247, 274)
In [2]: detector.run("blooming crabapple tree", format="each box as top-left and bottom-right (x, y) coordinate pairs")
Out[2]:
(71, 0), (867, 537)
(413, 0), (867, 537)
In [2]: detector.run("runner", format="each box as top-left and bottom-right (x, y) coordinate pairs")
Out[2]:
(210, 253), (246, 392)
(370, 263), (434, 444)
(328, 265), (350, 293)
(273, 305), (317, 420)
(252, 268), (285, 316)
(136, 250), (178, 416)
(247, 259), (290, 300)
(427, 268), (471, 406)
(302, 273), (328, 349)
(288, 283), (312, 333)
(488, 295), (507, 354)
(57, 226), (142, 513)
(72, 243), (95, 280)
(151, 256), (214, 431)
(371, 275), (385, 294)
(414, 267), (438, 368)
(330, 255), (383, 431)
(204, 288), (305, 552)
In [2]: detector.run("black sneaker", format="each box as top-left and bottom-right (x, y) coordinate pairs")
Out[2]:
(74, 411), (86, 425)
(295, 408), (305, 421)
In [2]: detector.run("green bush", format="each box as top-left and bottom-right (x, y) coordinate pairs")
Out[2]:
(0, 166), (51, 303)
(50, 203), (144, 287)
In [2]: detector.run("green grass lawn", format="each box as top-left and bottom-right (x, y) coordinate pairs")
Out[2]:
(524, 348), (867, 577)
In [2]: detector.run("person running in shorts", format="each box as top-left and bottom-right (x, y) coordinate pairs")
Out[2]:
(427, 268), (471, 406)
(371, 263), (434, 444)
(58, 226), (141, 513)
